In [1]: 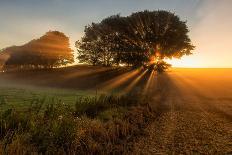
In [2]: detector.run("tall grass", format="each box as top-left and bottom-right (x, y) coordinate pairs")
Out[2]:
(0, 93), (156, 154)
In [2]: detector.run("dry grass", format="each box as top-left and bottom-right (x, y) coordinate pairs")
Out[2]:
(0, 92), (158, 154)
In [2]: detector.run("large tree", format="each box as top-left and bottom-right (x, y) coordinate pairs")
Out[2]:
(3, 31), (74, 71)
(76, 10), (194, 71)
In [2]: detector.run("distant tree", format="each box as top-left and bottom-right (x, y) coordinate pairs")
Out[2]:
(3, 31), (74, 71)
(76, 10), (194, 71)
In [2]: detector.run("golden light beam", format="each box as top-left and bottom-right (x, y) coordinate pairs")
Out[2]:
(143, 70), (155, 94)
(165, 69), (225, 102)
(168, 69), (220, 98)
(123, 69), (148, 93)
(63, 67), (110, 79)
(164, 70), (224, 116)
(98, 67), (143, 91)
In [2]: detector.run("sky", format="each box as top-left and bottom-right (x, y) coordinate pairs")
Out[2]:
(0, 0), (231, 68)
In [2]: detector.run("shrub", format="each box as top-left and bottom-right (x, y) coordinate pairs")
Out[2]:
(0, 93), (156, 154)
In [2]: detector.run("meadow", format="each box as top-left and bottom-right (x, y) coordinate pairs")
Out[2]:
(0, 66), (231, 154)
(0, 66), (155, 154)
(0, 87), (94, 111)
(0, 86), (154, 154)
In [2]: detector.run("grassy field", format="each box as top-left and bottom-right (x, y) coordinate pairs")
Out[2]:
(0, 65), (146, 111)
(0, 86), (95, 111)
(0, 66), (154, 154)
(0, 66), (231, 154)
(0, 88), (152, 154)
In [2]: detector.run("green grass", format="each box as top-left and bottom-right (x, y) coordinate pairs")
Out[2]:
(0, 89), (155, 154)
(0, 85), (158, 154)
(0, 86), (95, 111)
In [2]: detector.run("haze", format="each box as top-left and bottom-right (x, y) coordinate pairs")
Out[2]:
(0, 0), (231, 68)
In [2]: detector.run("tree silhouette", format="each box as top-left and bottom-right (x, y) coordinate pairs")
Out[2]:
(76, 10), (194, 71)
(3, 31), (74, 71)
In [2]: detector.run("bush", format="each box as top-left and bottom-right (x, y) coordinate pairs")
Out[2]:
(0, 93), (156, 154)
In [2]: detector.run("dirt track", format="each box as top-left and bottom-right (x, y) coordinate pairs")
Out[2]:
(134, 69), (232, 154)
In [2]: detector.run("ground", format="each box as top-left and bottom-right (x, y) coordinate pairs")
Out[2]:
(133, 68), (232, 154)
(0, 66), (231, 154)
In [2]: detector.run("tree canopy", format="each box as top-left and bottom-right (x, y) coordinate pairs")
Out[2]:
(2, 31), (74, 71)
(76, 10), (194, 70)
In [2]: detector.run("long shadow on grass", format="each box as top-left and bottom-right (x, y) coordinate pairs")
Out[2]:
(0, 66), (157, 92)
(0, 66), (132, 90)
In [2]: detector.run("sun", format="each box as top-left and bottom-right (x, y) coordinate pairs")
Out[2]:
(164, 56), (200, 68)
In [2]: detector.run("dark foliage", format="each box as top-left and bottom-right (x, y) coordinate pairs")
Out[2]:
(76, 10), (194, 71)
